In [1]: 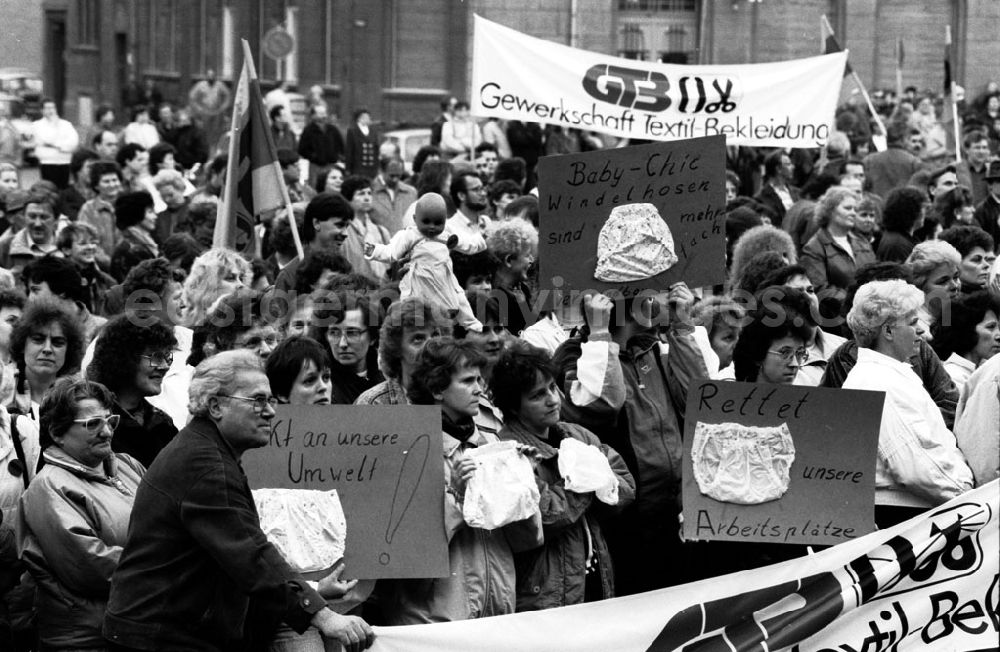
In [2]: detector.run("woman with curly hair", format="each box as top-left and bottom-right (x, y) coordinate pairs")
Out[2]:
(8, 298), (85, 420)
(86, 314), (178, 468)
(933, 186), (977, 230)
(727, 224), (796, 291)
(731, 286), (814, 384)
(904, 240), (962, 333)
(487, 217), (538, 336)
(876, 186), (926, 262)
(180, 247), (252, 328)
(842, 279), (973, 526)
(801, 187), (877, 311)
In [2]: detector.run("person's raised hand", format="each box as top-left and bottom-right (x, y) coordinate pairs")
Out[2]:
(583, 292), (614, 336)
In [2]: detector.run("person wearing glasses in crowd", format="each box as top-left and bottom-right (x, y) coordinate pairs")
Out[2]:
(188, 290), (280, 368)
(16, 378), (145, 650)
(309, 288), (384, 404)
(104, 350), (374, 651)
(448, 172), (492, 241)
(86, 316), (178, 469)
(732, 286), (816, 385)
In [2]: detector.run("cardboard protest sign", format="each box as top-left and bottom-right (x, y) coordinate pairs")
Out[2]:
(243, 405), (449, 579)
(472, 15), (847, 147)
(537, 135), (727, 300)
(681, 380), (884, 546)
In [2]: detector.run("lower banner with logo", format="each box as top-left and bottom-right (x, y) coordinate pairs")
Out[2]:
(370, 481), (998, 651)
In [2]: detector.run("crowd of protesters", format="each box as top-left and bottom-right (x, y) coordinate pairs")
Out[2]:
(0, 72), (997, 652)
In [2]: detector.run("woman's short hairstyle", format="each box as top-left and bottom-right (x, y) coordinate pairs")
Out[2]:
(416, 160), (454, 197)
(406, 337), (487, 406)
(188, 350), (263, 417)
(88, 160), (123, 191)
(692, 294), (748, 339)
(489, 340), (555, 420)
(378, 297), (452, 381)
(182, 248), (254, 327)
(152, 168), (186, 192)
(10, 297), (86, 383)
(39, 377), (115, 450)
(486, 218), (538, 262)
(411, 146), (441, 176)
(815, 186), (860, 229)
(489, 179), (521, 204)
(87, 315), (177, 393)
(857, 192), (883, 221)
(731, 286), (815, 382)
(939, 225), (995, 258)
(148, 142), (178, 175)
(161, 233), (203, 272)
(454, 291), (503, 339)
(265, 335), (331, 400)
(731, 251), (790, 296)
(881, 187), (926, 233)
(729, 225), (797, 285)
(846, 279), (925, 347)
(450, 250), (500, 289)
(501, 195), (539, 227)
(931, 291), (999, 360)
(293, 250), (352, 294)
(904, 240), (962, 291)
(56, 222), (100, 251)
(309, 288), (383, 355)
(313, 162), (347, 194)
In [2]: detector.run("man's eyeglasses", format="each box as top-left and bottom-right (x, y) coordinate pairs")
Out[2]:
(221, 394), (279, 413)
(328, 328), (366, 342)
(141, 352), (174, 368)
(767, 347), (809, 365)
(73, 414), (121, 433)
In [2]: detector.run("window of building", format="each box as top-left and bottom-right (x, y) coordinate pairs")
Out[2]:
(198, 0), (225, 76)
(147, 0), (178, 73)
(77, 0), (99, 46)
(618, 24), (647, 60)
(660, 24), (691, 63)
(391, 0), (448, 90)
(619, 0), (697, 12)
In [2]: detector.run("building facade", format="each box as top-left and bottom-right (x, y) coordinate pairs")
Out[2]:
(25, 0), (1000, 132)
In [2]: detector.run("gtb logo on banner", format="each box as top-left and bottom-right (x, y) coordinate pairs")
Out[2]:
(581, 64), (741, 114)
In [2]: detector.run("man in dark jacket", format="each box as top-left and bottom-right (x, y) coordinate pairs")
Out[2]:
(298, 104), (344, 188)
(103, 350), (373, 651)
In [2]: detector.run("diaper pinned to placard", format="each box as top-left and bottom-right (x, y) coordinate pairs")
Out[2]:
(594, 203), (678, 282)
(691, 422), (795, 505)
(253, 488), (347, 574)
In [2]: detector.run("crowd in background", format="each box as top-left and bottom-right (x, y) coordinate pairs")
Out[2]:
(0, 72), (997, 651)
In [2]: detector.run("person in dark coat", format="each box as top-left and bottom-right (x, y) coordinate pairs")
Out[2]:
(298, 104), (345, 188)
(876, 186), (926, 262)
(343, 109), (379, 180)
(754, 149), (800, 225)
(103, 350), (374, 651)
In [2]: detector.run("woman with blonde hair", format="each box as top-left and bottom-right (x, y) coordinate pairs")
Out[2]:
(842, 280), (973, 527)
(904, 240), (962, 335)
(180, 247), (252, 328)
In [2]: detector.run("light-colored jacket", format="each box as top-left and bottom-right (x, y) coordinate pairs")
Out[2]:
(954, 353), (1000, 486)
(378, 426), (543, 624)
(842, 347), (973, 507)
(16, 447), (144, 649)
(0, 408), (38, 526)
(32, 116), (79, 165)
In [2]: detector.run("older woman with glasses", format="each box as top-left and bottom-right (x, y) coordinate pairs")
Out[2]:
(842, 280), (973, 527)
(86, 315), (179, 468)
(16, 377), (145, 650)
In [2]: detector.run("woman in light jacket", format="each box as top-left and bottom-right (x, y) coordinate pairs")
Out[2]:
(16, 378), (144, 650)
(492, 341), (634, 610)
(842, 280), (974, 528)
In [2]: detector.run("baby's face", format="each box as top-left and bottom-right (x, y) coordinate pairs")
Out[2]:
(416, 212), (446, 238)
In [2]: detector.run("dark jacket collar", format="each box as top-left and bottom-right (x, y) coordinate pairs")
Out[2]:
(184, 416), (241, 463)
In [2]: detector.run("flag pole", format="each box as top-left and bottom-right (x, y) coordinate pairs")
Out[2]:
(216, 50), (246, 251)
(946, 26), (962, 164)
(238, 39), (305, 259)
(894, 39), (903, 101)
(821, 15), (886, 147)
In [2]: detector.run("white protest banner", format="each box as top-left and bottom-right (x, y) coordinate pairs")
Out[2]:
(471, 15), (847, 148)
(369, 481), (999, 651)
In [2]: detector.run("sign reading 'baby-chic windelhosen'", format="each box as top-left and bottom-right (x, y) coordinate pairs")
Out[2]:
(682, 380), (884, 546)
(537, 134), (727, 301)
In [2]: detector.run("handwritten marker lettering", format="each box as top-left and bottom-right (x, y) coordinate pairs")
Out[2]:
(382, 434), (431, 565)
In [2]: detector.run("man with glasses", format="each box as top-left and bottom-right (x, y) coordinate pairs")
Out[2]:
(448, 171), (492, 243)
(189, 290), (282, 367)
(104, 350), (374, 651)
